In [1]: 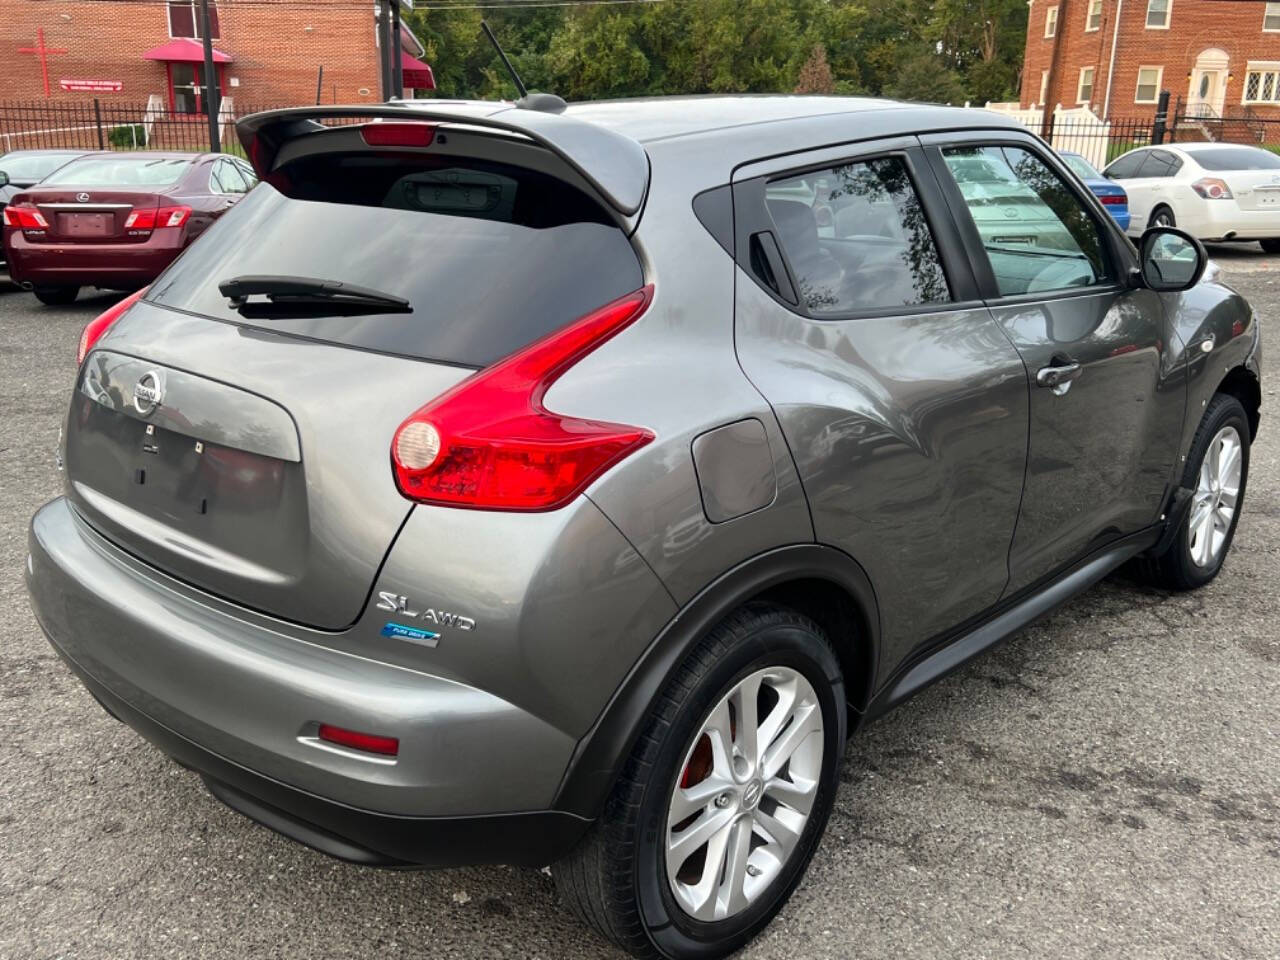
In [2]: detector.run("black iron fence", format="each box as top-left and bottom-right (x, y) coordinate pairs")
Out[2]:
(0, 99), (298, 157)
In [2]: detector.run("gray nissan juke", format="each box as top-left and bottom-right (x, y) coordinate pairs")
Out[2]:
(26, 95), (1261, 959)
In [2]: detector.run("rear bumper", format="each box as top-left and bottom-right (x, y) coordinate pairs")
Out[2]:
(4, 227), (185, 288)
(1163, 197), (1280, 241)
(26, 496), (592, 868)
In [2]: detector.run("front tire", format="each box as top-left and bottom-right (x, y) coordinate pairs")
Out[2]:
(553, 603), (847, 959)
(32, 285), (79, 306)
(1143, 393), (1250, 590)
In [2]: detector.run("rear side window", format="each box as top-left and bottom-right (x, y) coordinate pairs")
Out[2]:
(1141, 149), (1183, 178)
(43, 156), (192, 186)
(1190, 147), (1280, 171)
(763, 156), (951, 315)
(148, 152), (643, 368)
(1104, 151), (1148, 179)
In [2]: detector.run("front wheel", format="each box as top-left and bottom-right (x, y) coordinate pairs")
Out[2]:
(1143, 393), (1250, 590)
(32, 285), (79, 306)
(553, 603), (847, 959)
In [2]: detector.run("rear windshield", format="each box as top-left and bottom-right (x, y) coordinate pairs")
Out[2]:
(0, 152), (84, 182)
(43, 156), (192, 186)
(1062, 154), (1101, 180)
(148, 152), (644, 368)
(1190, 147), (1280, 172)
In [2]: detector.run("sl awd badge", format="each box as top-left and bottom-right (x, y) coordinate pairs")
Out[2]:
(376, 591), (476, 648)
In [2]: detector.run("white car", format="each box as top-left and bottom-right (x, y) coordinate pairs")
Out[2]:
(1103, 143), (1280, 251)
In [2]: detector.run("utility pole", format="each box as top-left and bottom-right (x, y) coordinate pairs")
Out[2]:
(198, 0), (220, 151)
(377, 1), (393, 100)
(391, 0), (403, 98)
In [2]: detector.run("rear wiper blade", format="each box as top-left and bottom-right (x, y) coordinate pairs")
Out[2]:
(218, 275), (412, 316)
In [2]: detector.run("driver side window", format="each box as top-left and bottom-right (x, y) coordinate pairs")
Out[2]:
(942, 145), (1113, 297)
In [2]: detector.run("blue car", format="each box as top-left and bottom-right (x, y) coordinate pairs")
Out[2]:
(1060, 151), (1130, 231)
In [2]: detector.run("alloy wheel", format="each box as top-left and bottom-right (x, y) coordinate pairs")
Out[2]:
(1188, 424), (1242, 568)
(664, 666), (824, 922)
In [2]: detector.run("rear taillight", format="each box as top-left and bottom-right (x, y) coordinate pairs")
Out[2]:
(3, 204), (49, 229)
(361, 122), (436, 147)
(1191, 178), (1233, 200)
(124, 205), (191, 230)
(77, 287), (146, 365)
(392, 285), (655, 511)
(1100, 194), (1126, 206)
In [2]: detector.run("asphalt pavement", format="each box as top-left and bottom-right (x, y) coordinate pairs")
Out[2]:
(1, 250), (1277, 960)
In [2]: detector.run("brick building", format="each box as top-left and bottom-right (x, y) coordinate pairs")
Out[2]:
(3, 0), (433, 112)
(1020, 0), (1280, 118)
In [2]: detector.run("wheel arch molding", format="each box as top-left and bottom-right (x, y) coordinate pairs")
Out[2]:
(551, 543), (881, 820)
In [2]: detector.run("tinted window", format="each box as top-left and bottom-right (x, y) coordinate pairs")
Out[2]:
(1190, 147), (1280, 171)
(43, 156), (192, 186)
(0, 152), (83, 182)
(763, 156), (950, 315)
(943, 145), (1112, 297)
(1141, 149), (1182, 178)
(148, 153), (643, 368)
(1105, 151), (1149, 179)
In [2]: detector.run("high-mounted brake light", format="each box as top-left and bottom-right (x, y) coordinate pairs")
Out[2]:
(1191, 177), (1233, 200)
(124, 205), (191, 230)
(392, 285), (655, 512)
(77, 287), (146, 365)
(361, 122), (437, 148)
(3, 204), (49, 229)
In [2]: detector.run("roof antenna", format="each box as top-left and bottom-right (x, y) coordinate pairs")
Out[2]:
(480, 20), (566, 114)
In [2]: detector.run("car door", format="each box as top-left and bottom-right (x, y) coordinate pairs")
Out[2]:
(924, 133), (1185, 595)
(731, 138), (1030, 674)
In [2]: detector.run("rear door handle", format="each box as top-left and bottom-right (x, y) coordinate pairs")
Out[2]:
(1036, 358), (1083, 394)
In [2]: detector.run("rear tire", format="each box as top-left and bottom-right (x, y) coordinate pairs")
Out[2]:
(33, 285), (79, 306)
(553, 603), (847, 959)
(1142, 393), (1249, 591)
(1260, 239), (1280, 254)
(1148, 205), (1176, 229)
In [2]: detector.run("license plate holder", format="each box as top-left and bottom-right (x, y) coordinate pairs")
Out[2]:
(58, 212), (113, 237)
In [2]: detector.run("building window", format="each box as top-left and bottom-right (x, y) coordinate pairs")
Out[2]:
(1135, 66), (1162, 103)
(1078, 67), (1095, 103)
(1243, 64), (1280, 104)
(1265, 3), (1280, 31)
(1045, 6), (1059, 36)
(1039, 70), (1050, 105)
(168, 1), (219, 39)
(1086, 0), (1103, 30)
(1145, 0), (1170, 28)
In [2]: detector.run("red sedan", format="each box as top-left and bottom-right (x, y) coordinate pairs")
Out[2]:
(3, 151), (256, 305)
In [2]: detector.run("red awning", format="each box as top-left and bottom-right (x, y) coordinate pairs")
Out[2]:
(401, 52), (435, 90)
(143, 38), (233, 64)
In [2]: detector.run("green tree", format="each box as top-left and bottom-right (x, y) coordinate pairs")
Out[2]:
(885, 52), (967, 104)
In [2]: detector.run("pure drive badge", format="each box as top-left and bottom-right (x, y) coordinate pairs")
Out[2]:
(381, 622), (440, 647)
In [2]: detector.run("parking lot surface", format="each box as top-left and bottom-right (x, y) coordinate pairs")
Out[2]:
(1, 248), (1277, 960)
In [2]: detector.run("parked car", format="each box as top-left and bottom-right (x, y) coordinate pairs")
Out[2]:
(3, 151), (257, 304)
(0, 149), (95, 279)
(1103, 142), (1280, 250)
(27, 98), (1261, 960)
(1059, 150), (1130, 230)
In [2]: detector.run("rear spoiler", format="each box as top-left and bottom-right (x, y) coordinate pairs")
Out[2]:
(236, 102), (650, 217)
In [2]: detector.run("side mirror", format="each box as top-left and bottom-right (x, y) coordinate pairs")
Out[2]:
(1139, 226), (1207, 292)
(0, 171), (9, 188)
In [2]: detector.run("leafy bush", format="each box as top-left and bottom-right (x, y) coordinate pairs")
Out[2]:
(107, 124), (146, 148)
